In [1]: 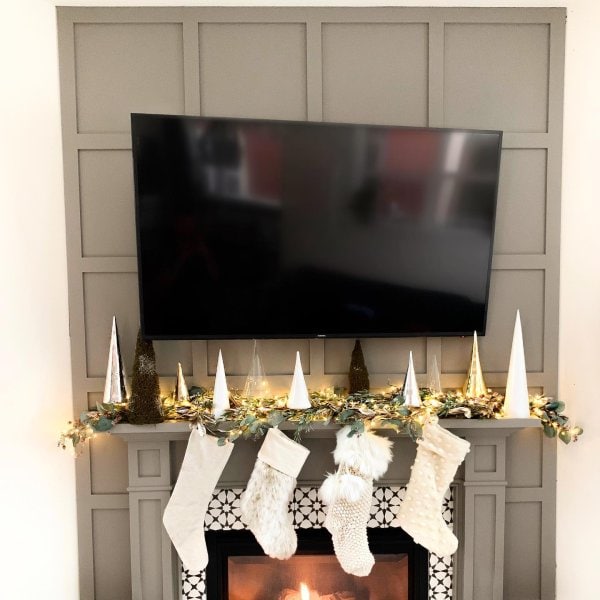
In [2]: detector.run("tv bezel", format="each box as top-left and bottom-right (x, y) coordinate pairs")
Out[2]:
(131, 112), (502, 340)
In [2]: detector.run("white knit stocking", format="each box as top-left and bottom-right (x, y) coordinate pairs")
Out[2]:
(163, 430), (234, 571)
(319, 427), (393, 577)
(240, 428), (310, 559)
(396, 421), (470, 557)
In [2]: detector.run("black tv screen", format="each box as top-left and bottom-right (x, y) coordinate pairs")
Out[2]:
(131, 114), (501, 339)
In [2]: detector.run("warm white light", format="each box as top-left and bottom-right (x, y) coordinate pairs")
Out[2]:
(300, 582), (309, 600)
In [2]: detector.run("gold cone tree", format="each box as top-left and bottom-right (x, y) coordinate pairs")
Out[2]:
(463, 331), (487, 397)
(128, 330), (163, 424)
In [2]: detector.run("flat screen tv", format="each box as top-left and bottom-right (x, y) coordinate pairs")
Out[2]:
(131, 113), (502, 339)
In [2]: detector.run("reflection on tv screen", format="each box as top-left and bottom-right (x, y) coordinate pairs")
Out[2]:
(132, 114), (502, 338)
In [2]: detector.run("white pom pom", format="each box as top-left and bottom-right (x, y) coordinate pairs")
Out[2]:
(319, 473), (338, 505)
(337, 473), (368, 502)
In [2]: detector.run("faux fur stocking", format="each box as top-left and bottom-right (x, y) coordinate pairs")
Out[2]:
(319, 427), (393, 577)
(396, 421), (470, 557)
(240, 428), (310, 559)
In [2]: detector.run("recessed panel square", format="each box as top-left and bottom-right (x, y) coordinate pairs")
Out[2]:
(324, 337), (426, 375)
(199, 23), (307, 120)
(75, 23), (185, 133)
(323, 23), (428, 126)
(79, 150), (136, 257)
(494, 149), (547, 255)
(444, 24), (549, 132)
(441, 270), (544, 373)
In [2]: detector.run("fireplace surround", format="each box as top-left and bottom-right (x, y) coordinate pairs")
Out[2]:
(190, 487), (439, 600)
(114, 418), (537, 599)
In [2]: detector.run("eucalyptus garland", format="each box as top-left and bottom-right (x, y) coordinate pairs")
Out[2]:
(58, 387), (583, 454)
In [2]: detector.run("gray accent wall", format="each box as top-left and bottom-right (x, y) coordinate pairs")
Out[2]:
(57, 7), (565, 599)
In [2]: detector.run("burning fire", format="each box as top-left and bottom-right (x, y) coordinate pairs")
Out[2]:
(300, 583), (310, 600)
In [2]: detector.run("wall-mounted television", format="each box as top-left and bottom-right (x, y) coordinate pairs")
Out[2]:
(131, 113), (502, 339)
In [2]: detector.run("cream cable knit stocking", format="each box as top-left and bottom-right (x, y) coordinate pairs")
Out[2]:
(396, 421), (470, 557)
(163, 429), (234, 572)
(240, 428), (310, 559)
(319, 427), (393, 577)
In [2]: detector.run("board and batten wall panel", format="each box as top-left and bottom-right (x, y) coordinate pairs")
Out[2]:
(57, 7), (564, 600)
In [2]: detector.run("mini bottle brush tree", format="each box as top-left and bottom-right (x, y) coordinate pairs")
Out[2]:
(348, 339), (370, 393)
(128, 329), (163, 424)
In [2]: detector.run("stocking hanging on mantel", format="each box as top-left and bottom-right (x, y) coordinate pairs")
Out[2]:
(174, 362), (189, 403)
(287, 352), (311, 409)
(401, 351), (421, 407)
(163, 429), (234, 572)
(103, 316), (127, 404)
(243, 340), (270, 398)
(395, 421), (470, 557)
(127, 330), (163, 424)
(319, 427), (393, 576)
(463, 331), (487, 397)
(241, 428), (310, 559)
(428, 354), (442, 394)
(504, 310), (531, 418)
(212, 350), (230, 417)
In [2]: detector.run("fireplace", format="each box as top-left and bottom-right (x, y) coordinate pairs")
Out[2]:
(205, 528), (428, 600)
(180, 486), (454, 600)
(113, 420), (537, 600)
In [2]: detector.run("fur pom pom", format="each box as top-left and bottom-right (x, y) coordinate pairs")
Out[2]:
(337, 473), (369, 502)
(319, 473), (338, 505)
(319, 472), (369, 504)
(333, 426), (393, 480)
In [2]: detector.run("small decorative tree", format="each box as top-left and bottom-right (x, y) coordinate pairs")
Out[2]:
(348, 339), (370, 393)
(128, 329), (163, 424)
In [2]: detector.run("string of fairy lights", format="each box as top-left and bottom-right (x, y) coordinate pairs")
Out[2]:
(58, 386), (582, 454)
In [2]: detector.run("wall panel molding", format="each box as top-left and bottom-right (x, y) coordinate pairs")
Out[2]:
(58, 7), (564, 599)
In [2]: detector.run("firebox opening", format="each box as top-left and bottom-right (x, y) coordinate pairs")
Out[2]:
(205, 528), (428, 600)
(228, 553), (408, 600)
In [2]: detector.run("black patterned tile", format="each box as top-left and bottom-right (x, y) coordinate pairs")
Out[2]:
(180, 486), (455, 600)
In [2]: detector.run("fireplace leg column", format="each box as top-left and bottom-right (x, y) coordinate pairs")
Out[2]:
(456, 432), (510, 600)
(126, 440), (178, 600)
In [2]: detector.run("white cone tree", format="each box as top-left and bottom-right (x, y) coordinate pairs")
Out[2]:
(504, 310), (531, 418)
(287, 352), (311, 409)
(175, 362), (189, 403)
(213, 350), (230, 417)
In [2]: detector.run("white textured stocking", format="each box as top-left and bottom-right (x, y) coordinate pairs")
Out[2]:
(319, 427), (393, 577)
(163, 429), (234, 571)
(396, 421), (470, 557)
(240, 428), (310, 559)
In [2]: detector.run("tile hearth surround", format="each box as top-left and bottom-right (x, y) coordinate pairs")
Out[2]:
(181, 485), (454, 600)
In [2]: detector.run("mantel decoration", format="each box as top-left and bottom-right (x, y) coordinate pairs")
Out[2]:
(59, 315), (583, 453)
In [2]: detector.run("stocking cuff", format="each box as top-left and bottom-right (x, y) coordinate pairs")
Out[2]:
(420, 422), (470, 461)
(258, 427), (310, 478)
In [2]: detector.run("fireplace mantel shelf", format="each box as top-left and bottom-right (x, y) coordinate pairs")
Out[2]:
(112, 417), (539, 442)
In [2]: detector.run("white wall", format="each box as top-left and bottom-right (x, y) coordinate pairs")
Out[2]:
(0, 1), (78, 598)
(1, 1), (597, 598)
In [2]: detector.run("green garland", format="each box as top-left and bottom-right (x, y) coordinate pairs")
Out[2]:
(58, 387), (583, 454)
